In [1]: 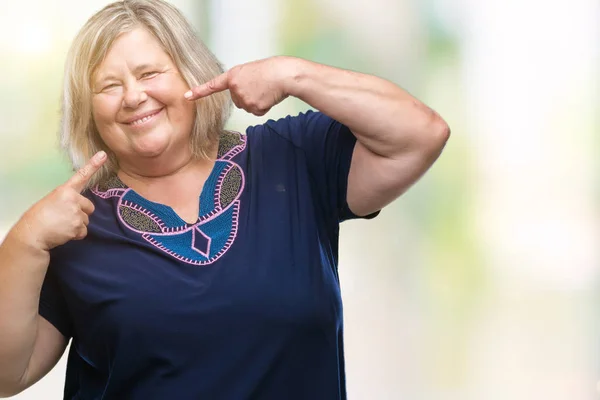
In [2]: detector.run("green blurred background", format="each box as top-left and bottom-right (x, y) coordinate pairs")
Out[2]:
(0, 0), (598, 399)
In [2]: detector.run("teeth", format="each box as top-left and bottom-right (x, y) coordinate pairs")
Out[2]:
(130, 111), (158, 125)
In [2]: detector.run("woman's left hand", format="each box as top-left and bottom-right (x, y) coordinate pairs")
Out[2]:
(186, 55), (450, 217)
(185, 56), (294, 116)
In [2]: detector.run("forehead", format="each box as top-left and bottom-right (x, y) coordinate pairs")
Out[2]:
(94, 28), (172, 79)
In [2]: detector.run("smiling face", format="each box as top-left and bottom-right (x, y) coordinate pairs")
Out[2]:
(91, 27), (195, 170)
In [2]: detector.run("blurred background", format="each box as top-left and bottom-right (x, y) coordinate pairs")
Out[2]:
(0, 0), (598, 398)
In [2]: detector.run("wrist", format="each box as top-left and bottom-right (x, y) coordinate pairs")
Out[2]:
(10, 216), (49, 256)
(278, 56), (311, 99)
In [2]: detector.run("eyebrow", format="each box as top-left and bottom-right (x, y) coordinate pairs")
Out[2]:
(95, 64), (161, 83)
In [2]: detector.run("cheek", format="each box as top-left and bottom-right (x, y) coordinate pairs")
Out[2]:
(147, 89), (195, 122)
(173, 101), (197, 130)
(146, 74), (191, 109)
(92, 97), (120, 126)
(92, 98), (125, 152)
(179, 99), (196, 120)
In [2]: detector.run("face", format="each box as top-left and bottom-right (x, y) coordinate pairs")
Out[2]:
(91, 27), (195, 165)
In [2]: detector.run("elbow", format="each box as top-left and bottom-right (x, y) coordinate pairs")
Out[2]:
(406, 101), (450, 157)
(432, 115), (451, 148)
(378, 106), (451, 160)
(422, 114), (450, 158)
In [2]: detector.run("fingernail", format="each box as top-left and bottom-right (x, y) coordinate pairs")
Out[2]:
(95, 151), (107, 161)
(184, 91), (192, 99)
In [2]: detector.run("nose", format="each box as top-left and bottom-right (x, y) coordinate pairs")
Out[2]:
(122, 81), (148, 109)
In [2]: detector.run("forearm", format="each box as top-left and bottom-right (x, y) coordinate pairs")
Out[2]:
(283, 57), (449, 159)
(0, 221), (50, 391)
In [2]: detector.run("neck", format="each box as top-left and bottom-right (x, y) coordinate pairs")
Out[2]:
(116, 144), (218, 193)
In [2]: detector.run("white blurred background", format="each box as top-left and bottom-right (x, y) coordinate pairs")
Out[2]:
(0, 0), (598, 398)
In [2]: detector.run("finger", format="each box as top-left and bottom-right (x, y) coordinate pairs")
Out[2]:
(79, 197), (95, 215)
(184, 72), (229, 100)
(79, 211), (90, 227)
(230, 93), (243, 110)
(66, 151), (107, 192)
(74, 225), (88, 240)
(253, 109), (268, 117)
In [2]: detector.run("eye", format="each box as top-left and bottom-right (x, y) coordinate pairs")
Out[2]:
(102, 83), (120, 91)
(141, 71), (159, 79)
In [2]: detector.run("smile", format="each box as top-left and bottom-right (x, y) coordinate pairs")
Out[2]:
(126, 108), (163, 126)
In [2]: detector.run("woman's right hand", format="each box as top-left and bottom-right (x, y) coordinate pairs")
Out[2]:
(16, 151), (107, 252)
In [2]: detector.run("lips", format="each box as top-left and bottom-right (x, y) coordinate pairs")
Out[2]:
(122, 108), (163, 125)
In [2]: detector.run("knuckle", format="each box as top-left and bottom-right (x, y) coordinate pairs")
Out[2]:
(231, 65), (242, 75)
(53, 185), (66, 195)
(256, 100), (268, 110)
(75, 227), (87, 240)
(229, 78), (240, 91)
(231, 97), (242, 109)
(69, 198), (79, 210)
(70, 219), (80, 230)
(77, 167), (89, 181)
(58, 188), (74, 202)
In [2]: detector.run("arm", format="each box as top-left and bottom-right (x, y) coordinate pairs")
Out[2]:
(186, 56), (450, 216)
(0, 224), (67, 397)
(0, 227), (50, 396)
(0, 152), (106, 396)
(0, 229), (68, 396)
(283, 58), (450, 216)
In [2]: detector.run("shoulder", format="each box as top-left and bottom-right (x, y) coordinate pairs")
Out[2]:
(216, 130), (247, 160)
(246, 110), (322, 135)
(245, 110), (340, 148)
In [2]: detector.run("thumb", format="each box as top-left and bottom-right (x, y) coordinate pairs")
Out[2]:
(65, 151), (107, 192)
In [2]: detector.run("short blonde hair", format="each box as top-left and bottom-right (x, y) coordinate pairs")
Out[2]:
(61, 0), (231, 187)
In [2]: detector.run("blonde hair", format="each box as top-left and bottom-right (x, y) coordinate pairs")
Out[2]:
(61, 0), (231, 187)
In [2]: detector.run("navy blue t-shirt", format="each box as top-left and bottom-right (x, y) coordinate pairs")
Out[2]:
(39, 111), (378, 400)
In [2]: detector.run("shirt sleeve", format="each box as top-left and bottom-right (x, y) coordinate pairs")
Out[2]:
(38, 254), (73, 339)
(261, 110), (380, 223)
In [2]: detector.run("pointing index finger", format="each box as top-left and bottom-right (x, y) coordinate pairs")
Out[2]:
(184, 72), (229, 101)
(66, 151), (107, 192)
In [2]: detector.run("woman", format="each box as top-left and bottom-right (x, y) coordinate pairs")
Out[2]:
(0, 0), (449, 399)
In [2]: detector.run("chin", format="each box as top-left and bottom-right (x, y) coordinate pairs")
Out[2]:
(131, 137), (170, 158)
(131, 130), (171, 157)
(136, 146), (168, 159)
